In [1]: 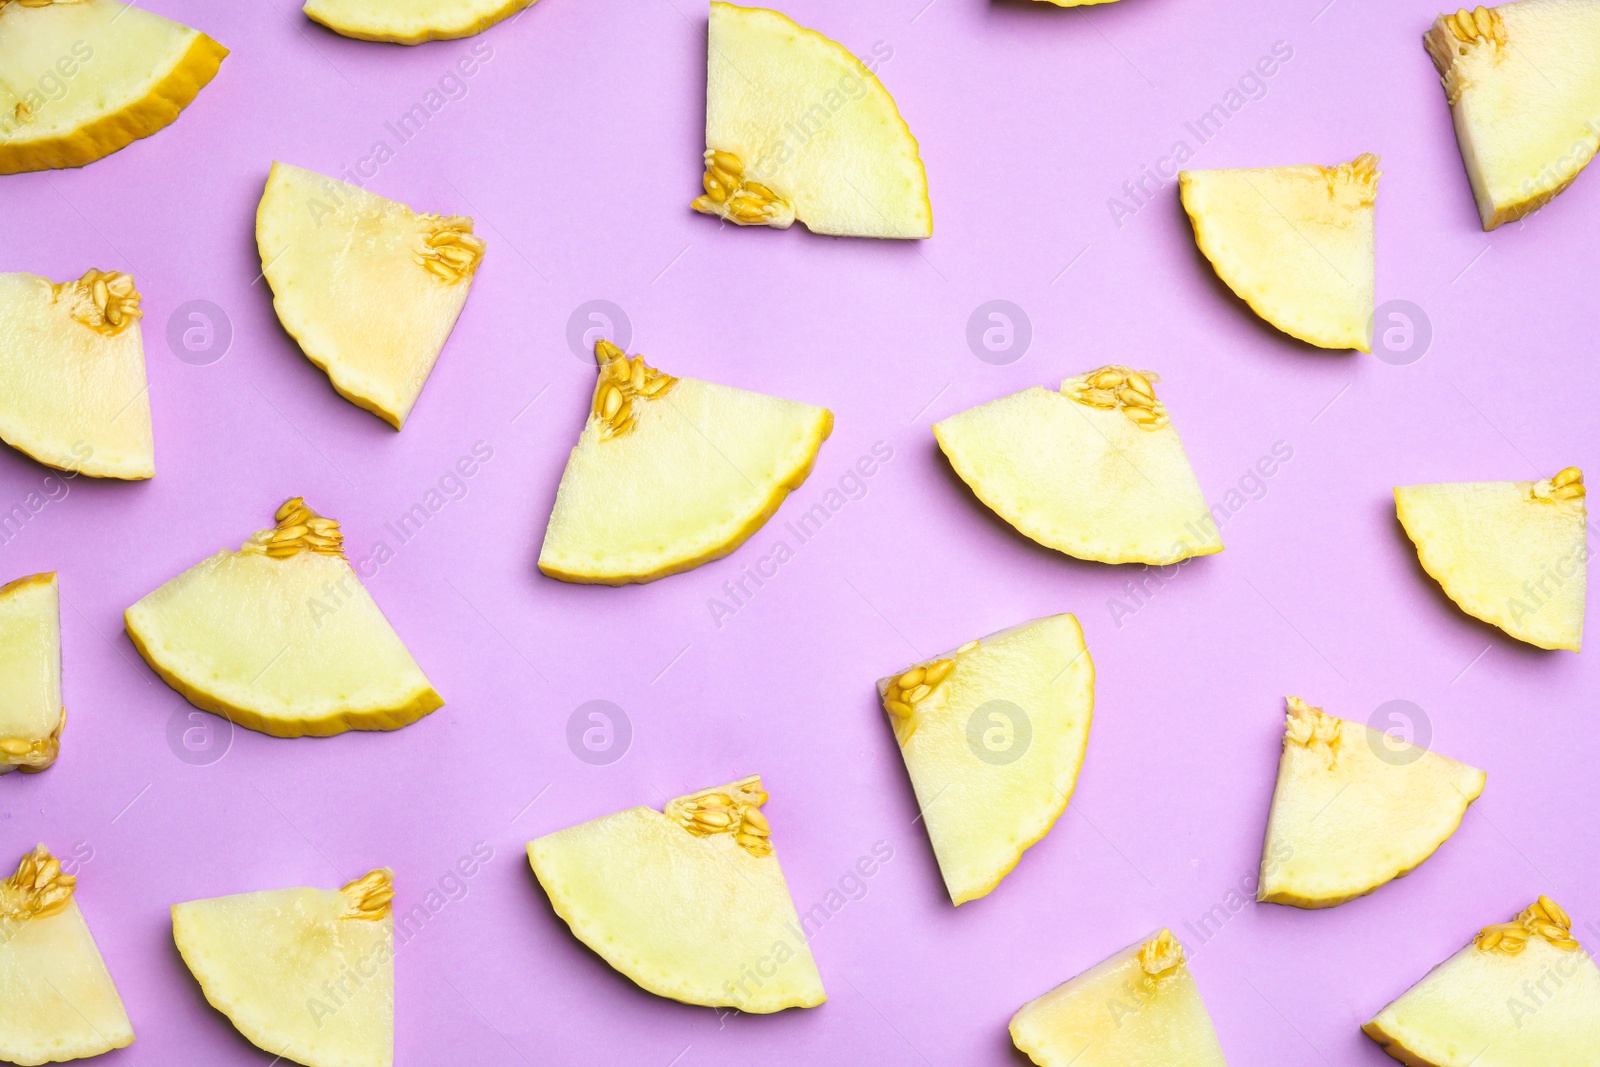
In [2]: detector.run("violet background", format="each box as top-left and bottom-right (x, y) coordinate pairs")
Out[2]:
(3, 0), (1597, 1063)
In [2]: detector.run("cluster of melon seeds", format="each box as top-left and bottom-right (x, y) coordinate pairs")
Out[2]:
(0, 0), (73, 13)
(666, 774), (773, 857)
(0, 708), (63, 771)
(339, 869), (395, 921)
(414, 216), (485, 284)
(0, 844), (74, 923)
(1328, 153), (1382, 196)
(51, 269), (142, 336)
(1532, 466), (1585, 503)
(243, 497), (345, 559)
(1475, 895), (1580, 954)
(1425, 5), (1507, 104)
(691, 149), (796, 229)
(591, 339), (678, 441)
(1063, 365), (1169, 430)
(880, 641), (976, 744)
(1284, 696), (1342, 760)
(1136, 929), (1186, 980)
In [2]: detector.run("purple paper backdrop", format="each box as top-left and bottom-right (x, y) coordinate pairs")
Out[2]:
(2, 0), (1596, 1063)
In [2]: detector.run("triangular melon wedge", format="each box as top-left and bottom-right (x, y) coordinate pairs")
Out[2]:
(1010, 930), (1229, 1067)
(694, 2), (932, 238)
(0, 573), (63, 774)
(1258, 696), (1485, 909)
(0, 270), (155, 479)
(0, 0), (226, 174)
(539, 340), (832, 585)
(303, 0), (535, 43)
(879, 615), (1094, 905)
(933, 366), (1223, 565)
(1395, 468), (1586, 651)
(125, 497), (442, 738)
(173, 869), (394, 1067)
(528, 775), (825, 1013)
(256, 162), (486, 429)
(1179, 154), (1379, 352)
(1365, 896), (1600, 1065)
(1426, 1), (1600, 229)
(0, 845), (134, 1065)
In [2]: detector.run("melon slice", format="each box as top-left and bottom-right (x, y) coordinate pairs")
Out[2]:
(0, 573), (63, 774)
(0, 845), (134, 1066)
(0, 0), (226, 174)
(172, 869), (394, 1067)
(1426, 1), (1600, 229)
(527, 775), (825, 1013)
(933, 366), (1223, 565)
(1395, 468), (1586, 651)
(1179, 154), (1379, 352)
(0, 270), (155, 479)
(878, 614), (1094, 905)
(1258, 696), (1485, 909)
(694, 2), (932, 238)
(124, 497), (442, 738)
(303, 0), (535, 43)
(256, 162), (485, 429)
(1010, 930), (1229, 1067)
(1365, 896), (1600, 1065)
(539, 339), (832, 585)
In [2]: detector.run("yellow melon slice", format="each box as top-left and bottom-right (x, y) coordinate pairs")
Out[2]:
(1010, 930), (1229, 1067)
(1395, 468), (1586, 651)
(303, 0), (535, 43)
(879, 614), (1094, 905)
(0, 0), (226, 174)
(528, 775), (825, 1013)
(1180, 154), (1379, 352)
(933, 365), (1223, 565)
(0, 270), (154, 479)
(1258, 697), (1485, 909)
(1426, 1), (1600, 229)
(256, 162), (485, 429)
(173, 869), (394, 1067)
(125, 497), (441, 738)
(694, 2), (931, 238)
(1365, 896), (1600, 1065)
(0, 845), (134, 1066)
(0, 573), (63, 774)
(539, 340), (832, 585)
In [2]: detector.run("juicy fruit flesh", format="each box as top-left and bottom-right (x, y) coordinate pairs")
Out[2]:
(539, 348), (832, 585)
(1180, 156), (1378, 352)
(1010, 931), (1229, 1067)
(933, 376), (1223, 565)
(1427, 0), (1600, 228)
(0, 0), (226, 174)
(0, 573), (61, 773)
(303, 0), (535, 43)
(256, 162), (483, 429)
(1258, 697), (1486, 909)
(0, 899), (135, 1066)
(528, 780), (825, 1013)
(881, 614), (1094, 904)
(700, 2), (931, 238)
(1395, 474), (1586, 651)
(0, 271), (155, 479)
(173, 880), (393, 1067)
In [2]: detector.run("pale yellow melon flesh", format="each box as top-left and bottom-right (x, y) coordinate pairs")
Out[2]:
(697, 2), (931, 238)
(1395, 470), (1586, 651)
(1426, 0), (1600, 229)
(1365, 897), (1600, 1066)
(879, 614), (1094, 905)
(0, 846), (134, 1066)
(0, 0), (226, 174)
(933, 366), (1223, 565)
(0, 573), (62, 773)
(256, 162), (485, 429)
(1258, 697), (1485, 909)
(528, 776), (825, 1013)
(173, 871), (394, 1067)
(124, 498), (441, 738)
(0, 271), (155, 479)
(1010, 930), (1229, 1067)
(304, 0), (535, 43)
(1180, 155), (1379, 352)
(539, 342), (832, 585)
